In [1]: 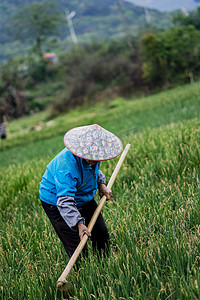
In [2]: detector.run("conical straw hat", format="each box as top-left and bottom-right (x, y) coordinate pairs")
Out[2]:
(64, 124), (123, 161)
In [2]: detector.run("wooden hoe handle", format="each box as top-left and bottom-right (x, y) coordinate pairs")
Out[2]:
(56, 143), (131, 289)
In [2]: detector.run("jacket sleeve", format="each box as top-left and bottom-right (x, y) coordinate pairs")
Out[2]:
(98, 170), (106, 185)
(57, 196), (85, 229)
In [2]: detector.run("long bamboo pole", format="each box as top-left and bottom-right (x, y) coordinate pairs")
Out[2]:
(56, 144), (131, 291)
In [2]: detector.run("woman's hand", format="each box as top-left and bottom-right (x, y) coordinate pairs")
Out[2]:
(99, 184), (112, 200)
(78, 223), (91, 240)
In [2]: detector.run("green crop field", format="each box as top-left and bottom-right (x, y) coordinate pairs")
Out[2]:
(0, 82), (200, 299)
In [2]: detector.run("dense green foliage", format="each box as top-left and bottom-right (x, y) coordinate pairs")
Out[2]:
(0, 82), (200, 299)
(50, 39), (144, 115)
(141, 25), (200, 87)
(173, 7), (200, 30)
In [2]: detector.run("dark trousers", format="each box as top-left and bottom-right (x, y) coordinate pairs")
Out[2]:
(41, 199), (110, 258)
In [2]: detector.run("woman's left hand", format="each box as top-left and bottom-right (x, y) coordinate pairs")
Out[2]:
(99, 184), (112, 200)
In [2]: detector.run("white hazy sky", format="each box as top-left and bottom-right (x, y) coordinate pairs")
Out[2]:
(125, 0), (200, 11)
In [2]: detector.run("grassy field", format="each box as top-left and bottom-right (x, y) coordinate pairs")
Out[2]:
(0, 82), (200, 299)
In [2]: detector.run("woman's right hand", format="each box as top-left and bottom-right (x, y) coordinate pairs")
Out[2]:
(78, 223), (91, 240)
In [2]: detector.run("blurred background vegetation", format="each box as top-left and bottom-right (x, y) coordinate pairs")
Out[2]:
(0, 0), (200, 121)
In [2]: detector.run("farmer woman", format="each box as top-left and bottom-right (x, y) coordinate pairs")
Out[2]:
(39, 124), (123, 258)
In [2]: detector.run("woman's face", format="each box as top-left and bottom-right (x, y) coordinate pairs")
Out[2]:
(85, 159), (98, 166)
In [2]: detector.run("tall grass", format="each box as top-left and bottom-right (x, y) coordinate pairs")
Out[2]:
(0, 83), (200, 299)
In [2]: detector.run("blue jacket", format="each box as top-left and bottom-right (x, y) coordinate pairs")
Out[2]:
(39, 148), (101, 208)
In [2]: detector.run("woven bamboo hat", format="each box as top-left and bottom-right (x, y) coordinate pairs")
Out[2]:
(64, 124), (123, 161)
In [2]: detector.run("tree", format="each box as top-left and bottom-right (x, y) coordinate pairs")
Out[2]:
(10, 1), (64, 56)
(173, 7), (200, 31)
(140, 33), (167, 86)
(0, 59), (28, 120)
(141, 25), (200, 87)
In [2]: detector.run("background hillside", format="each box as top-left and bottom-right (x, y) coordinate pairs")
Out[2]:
(0, 0), (172, 65)
(126, 0), (200, 11)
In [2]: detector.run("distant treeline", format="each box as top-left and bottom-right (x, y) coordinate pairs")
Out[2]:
(1, 8), (200, 120)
